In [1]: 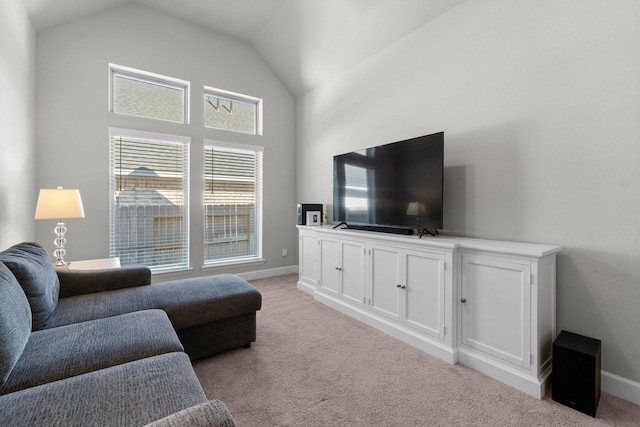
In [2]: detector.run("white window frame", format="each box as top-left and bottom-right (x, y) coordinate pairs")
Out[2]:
(204, 86), (263, 135)
(203, 140), (264, 268)
(108, 127), (191, 273)
(109, 63), (190, 124)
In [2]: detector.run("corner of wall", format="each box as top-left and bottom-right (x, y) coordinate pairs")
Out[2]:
(0, 2), (37, 249)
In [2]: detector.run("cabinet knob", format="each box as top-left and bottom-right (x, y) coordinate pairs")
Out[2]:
(460, 298), (467, 303)
(335, 267), (342, 271)
(396, 284), (406, 289)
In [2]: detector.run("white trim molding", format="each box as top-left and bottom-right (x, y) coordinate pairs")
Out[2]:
(602, 370), (640, 406)
(237, 265), (298, 281)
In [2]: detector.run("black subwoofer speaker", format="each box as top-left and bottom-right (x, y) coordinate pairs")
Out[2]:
(552, 330), (601, 417)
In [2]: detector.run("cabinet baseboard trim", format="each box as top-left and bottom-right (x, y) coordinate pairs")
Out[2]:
(313, 290), (457, 364)
(457, 349), (549, 399)
(297, 280), (316, 295)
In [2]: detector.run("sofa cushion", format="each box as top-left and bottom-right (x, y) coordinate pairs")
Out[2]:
(57, 265), (152, 297)
(47, 274), (262, 330)
(0, 309), (184, 395)
(0, 353), (208, 427)
(0, 263), (32, 387)
(0, 242), (59, 330)
(144, 400), (237, 427)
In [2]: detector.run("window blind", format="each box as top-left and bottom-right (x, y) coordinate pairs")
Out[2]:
(109, 130), (190, 270)
(204, 142), (263, 264)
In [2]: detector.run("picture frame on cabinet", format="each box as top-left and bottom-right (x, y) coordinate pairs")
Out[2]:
(306, 211), (321, 226)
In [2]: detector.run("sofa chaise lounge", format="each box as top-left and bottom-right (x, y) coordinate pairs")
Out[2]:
(0, 242), (262, 426)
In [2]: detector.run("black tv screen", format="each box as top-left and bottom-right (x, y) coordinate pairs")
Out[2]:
(333, 132), (443, 233)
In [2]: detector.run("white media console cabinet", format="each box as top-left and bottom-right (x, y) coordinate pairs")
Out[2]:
(297, 225), (561, 398)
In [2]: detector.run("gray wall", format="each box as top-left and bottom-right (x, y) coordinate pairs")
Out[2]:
(0, 2), (36, 248)
(35, 4), (297, 278)
(296, 1), (640, 383)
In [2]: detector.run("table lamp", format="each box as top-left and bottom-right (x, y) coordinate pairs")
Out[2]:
(34, 187), (85, 266)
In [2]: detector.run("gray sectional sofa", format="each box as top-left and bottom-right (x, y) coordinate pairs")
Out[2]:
(0, 242), (262, 426)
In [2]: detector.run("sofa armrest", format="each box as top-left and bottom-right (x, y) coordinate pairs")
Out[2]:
(56, 266), (151, 298)
(144, 400), (237, 427)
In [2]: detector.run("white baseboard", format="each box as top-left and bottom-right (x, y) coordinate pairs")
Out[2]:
(237, 265), (298, 281)
(602, 370), (640, 406)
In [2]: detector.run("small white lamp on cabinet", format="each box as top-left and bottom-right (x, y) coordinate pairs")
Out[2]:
(34, 187), (85, 266)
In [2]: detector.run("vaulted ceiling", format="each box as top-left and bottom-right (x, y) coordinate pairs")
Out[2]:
(22, 0), (466, 97)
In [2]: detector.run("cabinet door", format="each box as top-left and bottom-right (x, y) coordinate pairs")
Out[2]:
(369, 245), (401, 321)
(320, 239), (340, 295)
(299, 232), (320, 288)
(402, 249), (445, 339)
(340, 240), (365, 305)
(460, 254), (531, 368)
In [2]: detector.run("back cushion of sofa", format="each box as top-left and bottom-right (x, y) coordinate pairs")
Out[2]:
(0, 262), (32, 387)
(0, 243), (59, 330)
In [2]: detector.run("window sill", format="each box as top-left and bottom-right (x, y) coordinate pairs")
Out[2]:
(151, 266), (194, 277)
(201, 258), (266, 271)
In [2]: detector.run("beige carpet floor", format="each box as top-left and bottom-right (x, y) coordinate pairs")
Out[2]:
(193, 274), (640, 426)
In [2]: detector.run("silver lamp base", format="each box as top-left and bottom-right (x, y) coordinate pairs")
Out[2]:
(53, 220), (68, 266)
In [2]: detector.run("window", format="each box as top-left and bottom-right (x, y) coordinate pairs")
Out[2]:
(110, 64), (189, 123)
(204, 87), (262, 135)
(109, 128), (190, 271)
(107, 65), (264, 270)
(204, 141), (263, 265)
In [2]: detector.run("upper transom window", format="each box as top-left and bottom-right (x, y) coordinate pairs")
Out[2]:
(110, 64), (189, 124)
(204, 87), (262, 135)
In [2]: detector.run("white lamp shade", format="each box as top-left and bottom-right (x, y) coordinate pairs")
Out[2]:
(34, 188), (85, 220)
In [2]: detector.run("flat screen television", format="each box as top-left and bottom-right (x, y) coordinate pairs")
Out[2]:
(333, 131), (443, 235)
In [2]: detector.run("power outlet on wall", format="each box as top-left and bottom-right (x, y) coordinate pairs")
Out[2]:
(282, 248), (288, 258)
